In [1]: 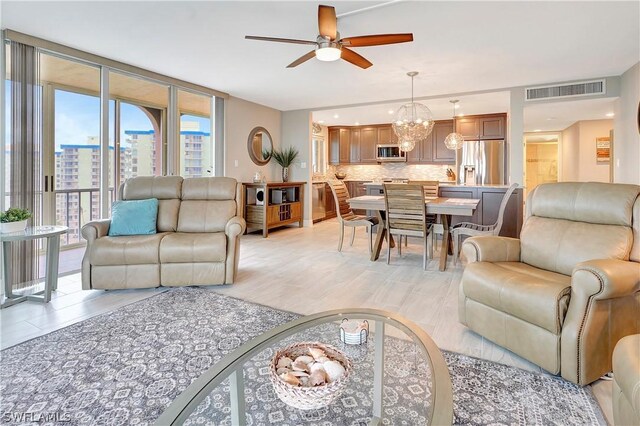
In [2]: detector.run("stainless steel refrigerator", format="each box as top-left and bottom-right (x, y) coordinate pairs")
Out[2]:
(457, 140), (505, 185)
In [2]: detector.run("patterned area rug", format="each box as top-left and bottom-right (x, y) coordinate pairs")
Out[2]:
(0, 288), (606, 425)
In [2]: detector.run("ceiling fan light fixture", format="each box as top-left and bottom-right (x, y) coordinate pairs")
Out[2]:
(315, 43), (341, 61)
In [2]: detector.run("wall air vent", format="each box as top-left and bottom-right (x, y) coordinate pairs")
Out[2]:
(525, 80), (606, 101)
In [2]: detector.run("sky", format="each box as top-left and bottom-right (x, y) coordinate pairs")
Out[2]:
(4, 83), (212, 150)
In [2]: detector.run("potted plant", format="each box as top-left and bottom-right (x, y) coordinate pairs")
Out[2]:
(272, 146), (299, 182)
(0, 207), (32, 233)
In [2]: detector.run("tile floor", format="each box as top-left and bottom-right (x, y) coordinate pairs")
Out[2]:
(0, 219), (613, 423)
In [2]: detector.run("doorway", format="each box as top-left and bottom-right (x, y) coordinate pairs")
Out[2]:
(524, 133), (559, 195)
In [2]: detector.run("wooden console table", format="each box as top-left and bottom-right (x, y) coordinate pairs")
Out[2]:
(242, 182), (305, 237)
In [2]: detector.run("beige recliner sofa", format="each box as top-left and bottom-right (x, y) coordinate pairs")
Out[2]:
(459, 182), (640, 385)
(81, 176), (246, 289)
(613, 334), (640, 425)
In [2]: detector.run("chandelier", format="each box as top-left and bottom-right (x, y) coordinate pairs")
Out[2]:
(444, 100), (465, 150)
(392, 71), (434, 152)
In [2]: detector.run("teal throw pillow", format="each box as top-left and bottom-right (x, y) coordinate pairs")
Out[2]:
(108, 198), (159, 236)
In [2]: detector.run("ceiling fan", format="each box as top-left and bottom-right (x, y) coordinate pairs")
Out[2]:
(245, 5), (413, 69)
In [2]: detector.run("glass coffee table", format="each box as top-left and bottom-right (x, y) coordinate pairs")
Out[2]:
(156, 309), (453, 425)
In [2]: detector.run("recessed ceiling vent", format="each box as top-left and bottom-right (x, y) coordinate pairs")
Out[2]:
(525, 80), (606, 101)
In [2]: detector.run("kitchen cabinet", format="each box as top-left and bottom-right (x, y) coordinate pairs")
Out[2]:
(479, 115), (505, 139)
(432, 120), (455, 163)
(377, 127), (396, 144)
(339, 129), (350, 164)
(360, 127), (378, 163)
(350, 129), (361, 163)
(347, 180), (369, 215)
(455, 114), (506, 140)
(324, 183), (336, 219)
(329, 129), (340, 165)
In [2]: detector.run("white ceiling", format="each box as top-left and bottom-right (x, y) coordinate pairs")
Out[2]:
(524, 97), (617, 132)
(313, 92), (510, 126)
(2, 1), (638, 111)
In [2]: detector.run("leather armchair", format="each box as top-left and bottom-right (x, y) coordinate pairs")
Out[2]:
(613, 334), (640, 425)
(459, 182), (640, 385)
(82, 176), (246, 290)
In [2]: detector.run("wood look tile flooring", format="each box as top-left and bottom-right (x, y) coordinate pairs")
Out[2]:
(0, 219), (613, 423)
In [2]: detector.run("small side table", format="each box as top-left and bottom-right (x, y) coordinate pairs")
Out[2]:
(1, 226), (68, 308)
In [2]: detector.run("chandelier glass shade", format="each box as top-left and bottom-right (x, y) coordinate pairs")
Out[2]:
(392, 72), (433, 151)
(444, 99), (464, 150)
(444, 132), (464, 150)
(398, 138), (416, 152)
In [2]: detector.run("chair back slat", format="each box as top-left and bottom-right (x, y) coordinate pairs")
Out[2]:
(384, 184), (427, 236)
(328, 180), (354, 222)
(493, 183), (519, 234)
(408, 180), (440, 198)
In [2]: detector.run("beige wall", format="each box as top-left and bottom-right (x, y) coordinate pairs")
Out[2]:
(281, 110), (312, 223)
(561, 119), (613, 182)
(224, 96), (281, 182)
(613, 62), (640, 184)
(561, 123), (580, 181)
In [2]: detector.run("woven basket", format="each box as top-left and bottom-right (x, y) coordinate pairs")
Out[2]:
(270, 341), (352, 410)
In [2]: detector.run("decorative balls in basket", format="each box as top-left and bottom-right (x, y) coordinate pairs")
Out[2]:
(270, 341), (352, 410)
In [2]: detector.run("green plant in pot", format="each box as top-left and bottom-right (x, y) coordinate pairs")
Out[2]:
(272, 146), (299, 182)
(0, 207), (32, 233)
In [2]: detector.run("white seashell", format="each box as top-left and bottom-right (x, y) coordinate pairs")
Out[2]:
(309, 370), (326, 386)
(309, 363), (325, 374)
(276, 357), (293, 369)
(294, 355), (314, 365)
(323, 360), (346, 383)
(280, 372), (300, 386)
(316, 356), (331, 364)
(300, 376), (310, 386)
(292, 360), (309, 371)
(308, 347), (326, 360)
(276, 367), (290, 375)
(290, 370), (309, 377)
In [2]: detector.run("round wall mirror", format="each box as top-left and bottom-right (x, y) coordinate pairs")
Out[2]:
(248, 127), (273, 166)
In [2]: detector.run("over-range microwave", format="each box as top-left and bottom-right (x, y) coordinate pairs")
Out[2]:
(376, 144), (406, 162)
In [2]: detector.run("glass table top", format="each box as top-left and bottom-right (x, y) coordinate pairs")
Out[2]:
(156, 309), (453, 426)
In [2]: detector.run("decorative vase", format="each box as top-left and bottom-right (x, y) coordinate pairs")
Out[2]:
(0, 219), (28, 234)
(282, 167), (289, 182)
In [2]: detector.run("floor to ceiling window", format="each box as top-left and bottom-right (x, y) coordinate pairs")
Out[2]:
(2, 30), (223, 276)
(178, 89), (213, 178)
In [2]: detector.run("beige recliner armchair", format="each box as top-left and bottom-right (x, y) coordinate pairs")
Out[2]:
(613, 334), (640, 425)
(459, 182), (640, 385)
(82, 176), (246, 290)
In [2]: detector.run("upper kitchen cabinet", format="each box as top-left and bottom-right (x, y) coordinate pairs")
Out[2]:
(339, 129), (350, 164)
(350, 129), (361, 163)
(479, 115), (505, 139)
(360, 127), (378, 163)
(329, 128), (340, 165)
(455, 114), (506, 140)
(455, 117), (480, 140)
(377, 127), (397, 144)
(432, 120), (455, 163)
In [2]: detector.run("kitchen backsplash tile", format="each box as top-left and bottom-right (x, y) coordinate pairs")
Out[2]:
(324, 164), (451, 181)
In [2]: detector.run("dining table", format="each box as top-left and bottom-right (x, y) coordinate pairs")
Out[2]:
(347, 195), (480, 271)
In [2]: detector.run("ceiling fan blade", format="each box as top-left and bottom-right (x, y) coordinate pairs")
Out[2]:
(340, 33), (414, 47)
(340, 47), (372, 69)
(318, 5), (337, 40)
(245, 35), (317, 45)
(287, 50), (317, 68)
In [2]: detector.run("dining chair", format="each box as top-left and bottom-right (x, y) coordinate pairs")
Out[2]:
(408, 180), (441, 258)
(383, 183), (431, 270)
(451, 182), (518, 264)
(328, 180), (379, 253)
